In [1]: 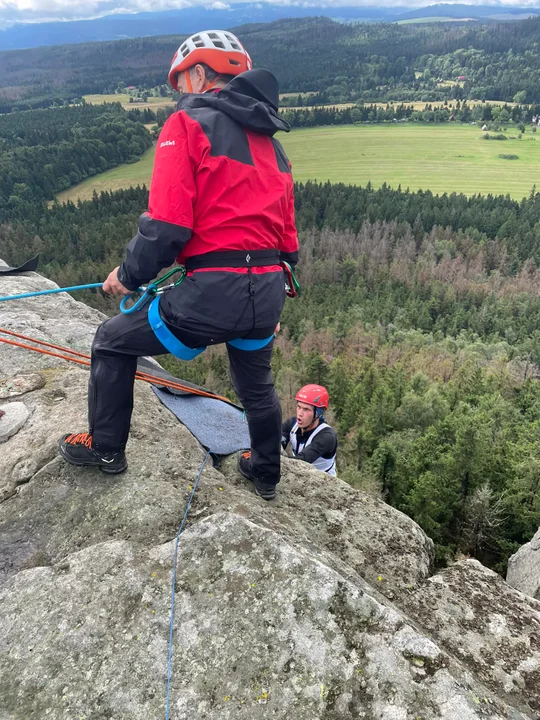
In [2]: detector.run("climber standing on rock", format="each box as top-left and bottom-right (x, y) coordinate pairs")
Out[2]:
(58, 30), (298, 501)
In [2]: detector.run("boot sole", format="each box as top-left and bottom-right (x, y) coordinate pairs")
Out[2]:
(237, 459), (276, 500)
(59, 446), (128, 475)
(254, 487), (276, 501)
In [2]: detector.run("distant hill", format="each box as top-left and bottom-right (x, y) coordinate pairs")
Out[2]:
(1, 3), (540, 51)
(0, 4), (397, 51)
(394, 3), (540, 23)
(2, 14), (540, 113)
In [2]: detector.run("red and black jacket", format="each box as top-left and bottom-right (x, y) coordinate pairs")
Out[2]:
(118, 69), (299, 292)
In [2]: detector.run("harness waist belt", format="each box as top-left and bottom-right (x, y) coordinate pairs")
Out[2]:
(185, 250), (280, 271)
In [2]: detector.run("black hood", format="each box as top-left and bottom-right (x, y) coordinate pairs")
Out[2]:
(177, 69), (290, 137)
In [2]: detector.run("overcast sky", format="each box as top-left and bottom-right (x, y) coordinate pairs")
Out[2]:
(0, 0), (539, 25)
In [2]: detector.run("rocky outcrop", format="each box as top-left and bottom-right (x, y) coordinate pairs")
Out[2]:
(401, 559), (540, 717)
(0, 266), (539, 719)
(507, 527), (540, 601)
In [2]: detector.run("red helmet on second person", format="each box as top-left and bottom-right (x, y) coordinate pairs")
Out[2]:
(295, 384), (329, 409)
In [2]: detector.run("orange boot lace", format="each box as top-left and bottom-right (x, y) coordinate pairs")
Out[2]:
(64, 432), (93, 448)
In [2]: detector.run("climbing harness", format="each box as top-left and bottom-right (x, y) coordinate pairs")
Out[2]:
(165, 449), (211, 719)
(289, 421), (337, 476)
(149, 294), (274, 361)
(128, 254), (299, 360)
(0, 257), (299, 311)
(0, 253), (300, 379)
(147, 296), (206, 361)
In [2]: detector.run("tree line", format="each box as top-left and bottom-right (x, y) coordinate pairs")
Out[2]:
(281, 101), (540, 128)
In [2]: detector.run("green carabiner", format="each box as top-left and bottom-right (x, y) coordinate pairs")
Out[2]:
(154, 266), (187, 292)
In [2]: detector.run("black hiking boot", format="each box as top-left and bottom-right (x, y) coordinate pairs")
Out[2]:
(237, 451), (276, 501)
(59, 432), (127, 474)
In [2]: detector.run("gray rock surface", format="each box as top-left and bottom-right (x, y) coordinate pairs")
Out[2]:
(0, 269), (104, 377)
(0, 514), (530, 720)
(507, 527), (540, 601)
(0, 365), (433, 594)
(0, 402), (30, 443)
(0, 264), (538, 719)
(0, 373), (45, 399)
(401, 559), (540, 717)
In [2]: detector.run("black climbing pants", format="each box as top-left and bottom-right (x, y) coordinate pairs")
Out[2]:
(88, 301), (282, 485)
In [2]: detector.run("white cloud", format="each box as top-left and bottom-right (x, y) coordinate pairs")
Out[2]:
(0, 0), (539, 25)
(0, 0), (192, 25)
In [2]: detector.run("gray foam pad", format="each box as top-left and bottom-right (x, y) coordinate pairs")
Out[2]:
(152, 387), (250, 456)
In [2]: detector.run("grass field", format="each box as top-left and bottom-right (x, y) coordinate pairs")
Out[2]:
(83, 94), (175, 112)
(56, 146), (156, 203)
(87, 91), (316, 105)
(56, 124), (540, 204)
(280, 92), (317, 99)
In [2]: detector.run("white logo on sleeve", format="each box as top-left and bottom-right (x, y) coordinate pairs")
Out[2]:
(160, 140), (176, 148)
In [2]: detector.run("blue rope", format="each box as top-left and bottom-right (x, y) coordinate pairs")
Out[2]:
(165, 450), (211, 719)
(0, 283), (103, 303)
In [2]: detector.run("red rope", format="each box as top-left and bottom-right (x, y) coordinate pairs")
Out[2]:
(0, 327), (233, 405)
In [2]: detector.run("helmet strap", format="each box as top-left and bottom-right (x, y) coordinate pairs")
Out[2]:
(315, 407), (325, 420)
(303, 407), (322, 432)
(182, 69), (222, 94)
(203, 75), (223, 92)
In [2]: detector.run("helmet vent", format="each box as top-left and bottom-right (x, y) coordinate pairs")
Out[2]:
(212, 40), (226, 49)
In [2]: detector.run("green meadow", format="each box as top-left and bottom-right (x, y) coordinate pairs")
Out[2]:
(56, 124), (540, 204)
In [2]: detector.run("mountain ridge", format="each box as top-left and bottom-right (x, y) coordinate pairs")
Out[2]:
(1, 3), (540, 51)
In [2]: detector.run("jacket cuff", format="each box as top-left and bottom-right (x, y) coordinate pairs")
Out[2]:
(117, 263), (141, 292)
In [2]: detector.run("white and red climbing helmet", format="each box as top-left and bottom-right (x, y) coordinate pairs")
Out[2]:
(168, 30), (252, 91)
(295, 384), (329, 410)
